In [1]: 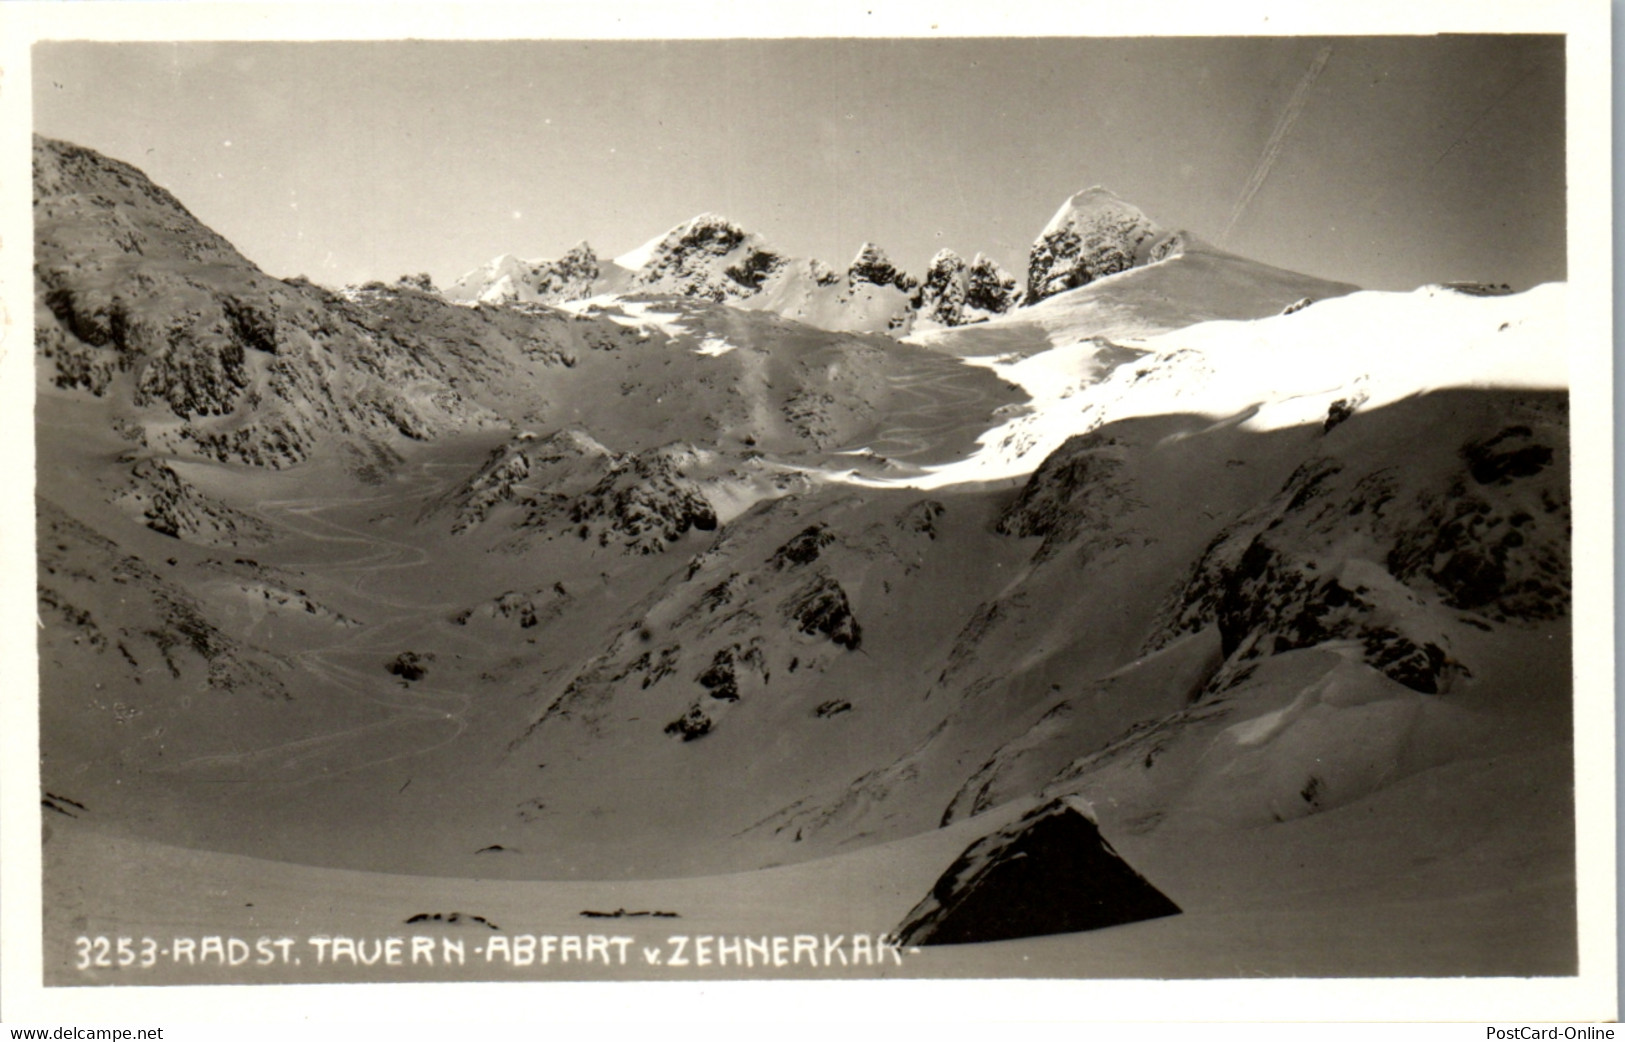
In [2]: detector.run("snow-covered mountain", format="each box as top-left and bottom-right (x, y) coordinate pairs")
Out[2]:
(443, 242), (602, 305)
(445, 213), (1032, 335)
(443, 215), (937, 334)
(1024, 186), (1188, 303)
(34, 135), (1577, 981)
(443, 186), (1345, 344)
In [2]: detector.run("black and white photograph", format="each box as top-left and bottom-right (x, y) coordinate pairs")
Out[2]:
(1, 0), (1614, 1030)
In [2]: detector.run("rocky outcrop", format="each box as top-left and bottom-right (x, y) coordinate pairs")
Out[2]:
(846, 242), (914, 292)
(995, 430), (1135, 561)
(1024, 187), (1183, 305)
(892, 797), (1180, 946)
(1147, 396), (1570, 695)
(452, 583), (571, 629)
(894, 499), (946, 540)
(630, 215), (788, 303)
(444, 243), (601, 305)
(918, 249), (969, 325)
(448, 429), (614, 533)
(781, 572), (862, 650)
(693, 640), (769, 703)
(114, 458), (273, 547)
(564, 445), (719, 554)
(964, 254), (1019, 316)
(767, 524), (836, 570)
(37, 498), (287, 699)
(919, 250), (1019, 327)
(446, 432), (721, 554)
(1387, 424), (1570, 622)
(34, 136), (519, 468)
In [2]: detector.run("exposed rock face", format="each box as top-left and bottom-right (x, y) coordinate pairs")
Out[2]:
(524, 242), (599, 300)
(806, 258), (843, 287)
(631, 215), (788, 303)
(694, 640), (769, 703)
(919, 251), (1019, 327)
(782, 573), (862, 650)
(454, 435), (723, 553)
(663, 704), (714, 741)
(448, 429), (615, 533)
(1389, 423), (1569, 621)
(451, 584), (571, 629)
(892, 797), (1180, 946)
(894, 499), (946, 540)
(447, 243), (602, 306)
(1148, 397), (1570, 696)
(386, 651), (431, 682)
(919, 249), (969, 326)
(995, 429), (1134, 561)
(37, 498), (287, 700)
(564, 445), (720, 554)
(847, 243), (915, 291)
(519, 498), (897, 746)
(1024, 187), (1183, 305)
(446, 431), (726, 554)
(964, 254), (1019, 316)
(768, 524), (836, 570)
(32, 135), (537, 468)
(114, 458), (273, 547)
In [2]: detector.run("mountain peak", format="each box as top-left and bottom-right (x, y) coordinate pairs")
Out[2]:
(1026, 186), (1183, 304)
(848, 242), (912, 290)
(627, 214), (787, 302)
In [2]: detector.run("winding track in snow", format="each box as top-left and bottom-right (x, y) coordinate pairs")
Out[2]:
(168, 455), (484, 780)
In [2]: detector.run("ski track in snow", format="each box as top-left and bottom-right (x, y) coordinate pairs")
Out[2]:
(169, 458), (480, 780)
(139, 284), (1570, 778)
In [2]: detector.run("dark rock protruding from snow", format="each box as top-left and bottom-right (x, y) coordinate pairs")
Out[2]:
(442, 243), (600, 305)
(892, 796), (1180, 946)
(964, 253), (1019, 315)
(1024, 187), (1184, 305)
(919, 249), (969, 326)
(633, 215), (788, 302)
(566, 444), (719, 554)
(917, 250), (1019, 328)
(847, 243), (914, 292)
(782, 573), (862, 649)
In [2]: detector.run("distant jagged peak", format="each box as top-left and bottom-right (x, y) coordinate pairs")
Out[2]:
(848, 242), (913, 291)
(1038, 185), (1152, 237)
(445, 241), (602, 305)
(804, 256), (843, 288)
(965, 253), (1020, 316)
(920, 249), (969, 325)
(919, 248), (1018, 327)
(1026, 186), (1187, 305)
(627, 213), (788, 302)
(613, 214), (758, 273)
(644, 213), (762, 259)
(553, 240), (599, 268)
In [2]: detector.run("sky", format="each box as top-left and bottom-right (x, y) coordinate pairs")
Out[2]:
(33, 35), (1566, 293)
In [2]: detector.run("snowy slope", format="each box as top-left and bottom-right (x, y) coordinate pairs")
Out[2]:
(34, 137), (1580, 983)
(910, 241), (1361, 357)
(866, 282), (1564, 490)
